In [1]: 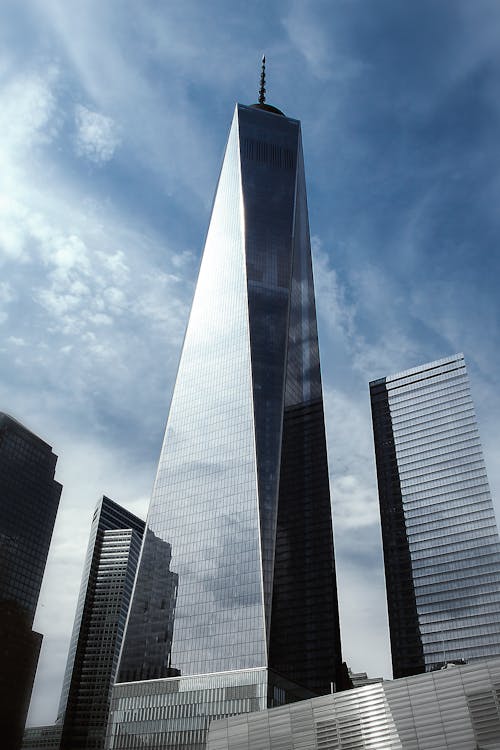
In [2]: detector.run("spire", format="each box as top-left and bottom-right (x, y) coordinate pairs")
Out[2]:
(258, 55), (266, 105)
(250, 55), (284, 116)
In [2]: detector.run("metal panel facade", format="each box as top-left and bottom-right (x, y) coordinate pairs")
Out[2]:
(208, 658), (500, 750)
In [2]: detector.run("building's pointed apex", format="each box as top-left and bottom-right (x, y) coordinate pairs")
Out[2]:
(259, 55), (266, 104)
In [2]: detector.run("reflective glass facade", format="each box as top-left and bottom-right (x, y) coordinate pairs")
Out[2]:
(0, 412), (62, 750)
(58, 496), (144, 750)
(370, 354), (500, 678)
(108, 102), (343, 748)
(208, 657), (500, 750)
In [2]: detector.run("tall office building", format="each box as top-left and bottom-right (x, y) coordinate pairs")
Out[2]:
(106, 87), (345, 749)
(57, 496), (145, 750)
(370, 353), (500, 678)
(0, 412), (62, 750)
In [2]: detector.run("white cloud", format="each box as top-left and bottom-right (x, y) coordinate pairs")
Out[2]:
(7, 336), (26, 346)
(0, 196), (29, 261)
(0, 281), (14, 304)
(325, 386), (379, 531)
(282, 2), (334, 80)
(312, 236), (356, 339)
(313, 239), (420, 383)
(282, 1), (366, 83)
(0, 282), (14, 325)
(336, 550), (392, 679)
(0, 154), (194, 502)
(74, 105), (121, 164)
(27, 0), (240, 207)
(0, 67), (59, 160)
(96, 250), (130, 284)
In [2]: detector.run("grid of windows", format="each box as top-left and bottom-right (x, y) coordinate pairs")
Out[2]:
(370, 354), (500, 678)
(22, 724), (62, 749)
(58, 497), (144, 750)
(0, 414), (61, 620)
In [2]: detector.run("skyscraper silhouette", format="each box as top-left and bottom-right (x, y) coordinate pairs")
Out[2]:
(106, 90), (345, 749)
(0, 413), (62, 750)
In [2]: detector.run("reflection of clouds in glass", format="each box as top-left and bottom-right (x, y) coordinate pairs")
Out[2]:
(118, 530), (178, 682)
(202, 514), (262, 607)
(165, 486), (265, 674)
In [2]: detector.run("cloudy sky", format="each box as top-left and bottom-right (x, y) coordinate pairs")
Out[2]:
(2, 0), (500, 726)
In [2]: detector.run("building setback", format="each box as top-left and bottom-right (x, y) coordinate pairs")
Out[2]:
(57, 496), (145, 750)
(0, 413), (62, 750)
(370, 353), (500, 678)
(106, 91), (346, 749)
(207, 657), (500, 749)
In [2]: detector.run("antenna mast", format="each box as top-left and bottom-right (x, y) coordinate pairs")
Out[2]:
(258, 55), (266, 104)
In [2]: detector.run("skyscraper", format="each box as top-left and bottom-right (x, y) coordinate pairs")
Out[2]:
(106, 88), (345, 749)
(0, 412), (62, 750)
(57, 496), (145, 750)
(370, 353), (500, 678)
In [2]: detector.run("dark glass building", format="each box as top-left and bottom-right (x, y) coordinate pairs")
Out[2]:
(57, 496), (145, 750)
(0, 412), (62, 750)
(22, 723), (62, 750)
(106, 97), (345, 749)
(370, 354), (500, 678)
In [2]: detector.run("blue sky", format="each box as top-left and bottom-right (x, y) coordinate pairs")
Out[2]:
(1, 0), (500, 725)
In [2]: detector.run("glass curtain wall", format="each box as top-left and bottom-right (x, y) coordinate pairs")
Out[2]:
(371, 354), (500, 677)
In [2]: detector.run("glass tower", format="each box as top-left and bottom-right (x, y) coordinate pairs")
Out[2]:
(370, 353), (500, 678)
(57, 496), (145, 750)
(106, 100), (344, 749)
(0, 412), (62, 750)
